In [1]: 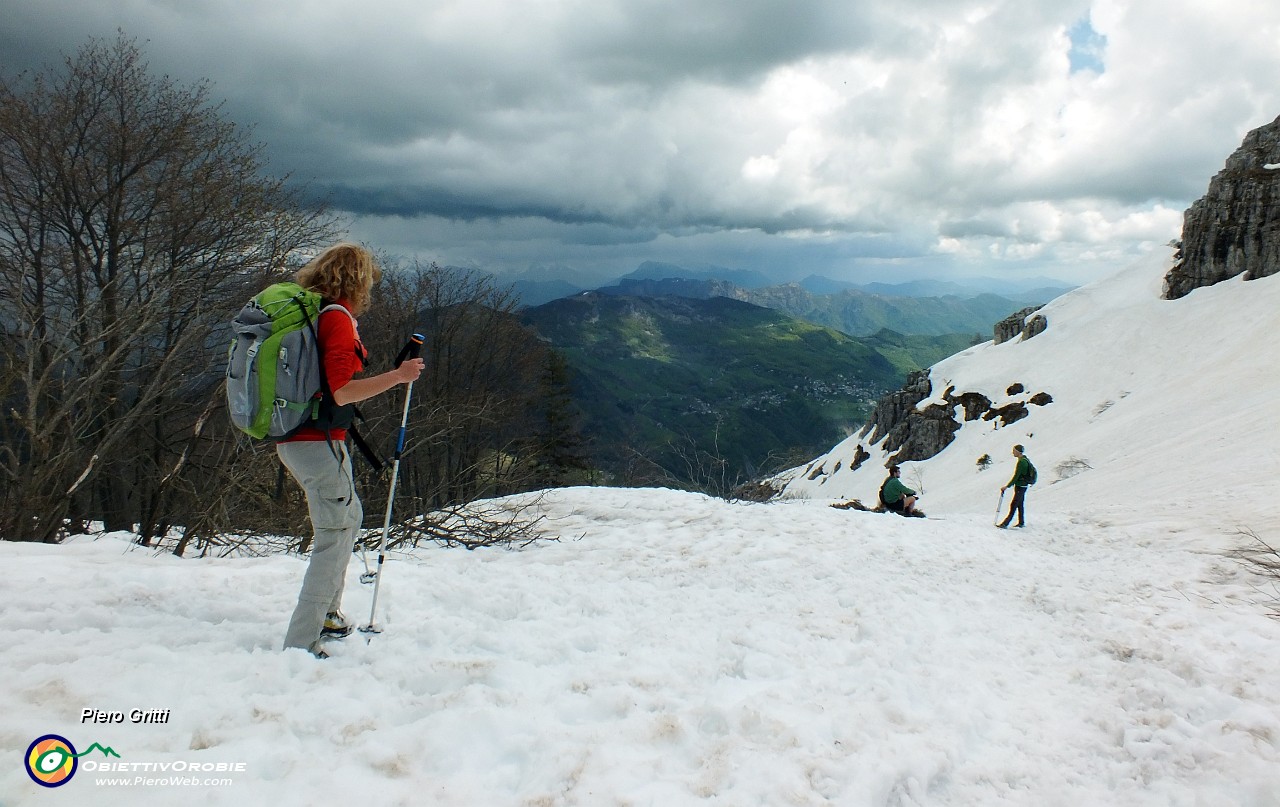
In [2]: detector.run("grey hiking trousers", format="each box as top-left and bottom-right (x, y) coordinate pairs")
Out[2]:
(278, 440), (363, 653)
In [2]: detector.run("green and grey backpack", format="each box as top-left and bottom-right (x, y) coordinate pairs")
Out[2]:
(225, 282), (351, 440)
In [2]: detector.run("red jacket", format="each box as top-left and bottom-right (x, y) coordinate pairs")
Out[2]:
(279, 300), (366, 442)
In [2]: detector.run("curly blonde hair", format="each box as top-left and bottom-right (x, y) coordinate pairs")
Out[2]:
(295, 243), (382, 314)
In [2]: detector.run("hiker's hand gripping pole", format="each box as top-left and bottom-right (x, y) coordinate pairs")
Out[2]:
(361, 333), (425, 635)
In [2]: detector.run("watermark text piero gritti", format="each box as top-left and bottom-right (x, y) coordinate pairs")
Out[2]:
(82, 708), (171, 724)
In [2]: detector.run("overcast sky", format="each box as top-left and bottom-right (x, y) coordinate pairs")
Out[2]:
(3, 0), (1279, 287)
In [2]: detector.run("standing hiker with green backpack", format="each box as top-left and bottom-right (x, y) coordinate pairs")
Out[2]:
(997, 444), (1036, 529)
(246, 243), (423, 657)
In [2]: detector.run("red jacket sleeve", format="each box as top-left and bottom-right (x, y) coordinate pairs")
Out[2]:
(317, 305), (364, 392)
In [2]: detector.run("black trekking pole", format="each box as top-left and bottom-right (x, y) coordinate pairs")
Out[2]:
(360, 333), (425, 636)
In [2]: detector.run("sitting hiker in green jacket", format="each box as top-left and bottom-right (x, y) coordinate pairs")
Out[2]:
(879, 466), (919, 516)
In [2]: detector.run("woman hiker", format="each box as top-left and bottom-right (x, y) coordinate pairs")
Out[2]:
(278, 243), (424, 658)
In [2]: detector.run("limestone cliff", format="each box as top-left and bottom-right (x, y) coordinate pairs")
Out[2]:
(1165, 115), (1280, 299)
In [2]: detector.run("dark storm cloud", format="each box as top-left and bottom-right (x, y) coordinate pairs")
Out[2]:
(559, 0), (884, 84)
(318, 184), (613, 225)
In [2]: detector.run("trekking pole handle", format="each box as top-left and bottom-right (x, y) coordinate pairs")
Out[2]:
(393, 333), (425, 368)
(389, 334), (424, 455)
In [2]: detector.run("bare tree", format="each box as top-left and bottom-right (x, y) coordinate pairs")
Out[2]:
(351, 260), (573, 526)
(0, 34), (334, 542)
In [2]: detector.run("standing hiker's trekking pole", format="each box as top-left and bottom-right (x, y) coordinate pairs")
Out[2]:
(994, 489), (1006, 526)
(361, 333), (425, 635)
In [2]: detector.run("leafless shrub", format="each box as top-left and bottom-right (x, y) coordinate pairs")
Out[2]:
(382, 491), (559, 551)
(666, 435), (740, 499)
(144, 527), (301, 559)
(613, 418), (748, 500)
(1227, 528), (1280, 619)
(732, 480), (783, 502)
(907, 466), (926, 495)
(1055, 457), (1092, 481)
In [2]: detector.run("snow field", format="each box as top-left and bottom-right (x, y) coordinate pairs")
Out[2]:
(3, 486), (1279, 805)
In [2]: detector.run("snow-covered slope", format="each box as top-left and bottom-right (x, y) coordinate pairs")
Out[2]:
(4, 487), (1280, 806)
(776, 252), (1280, 536)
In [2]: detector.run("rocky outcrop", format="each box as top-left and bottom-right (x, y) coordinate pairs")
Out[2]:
(860, 374), (970, 464)
(954, 391), (993, 421)
(1164, 114), (1280, 300)
(994, 307), (1045, 344)
(1022, 313), (1047, 340)
(861, 371), (933, 444)
(886, 400), (964, 464)
(983, 401), (1029, 428)
(799, 443), (870, 485)
(788, 371), (1055, 492)
(858, 374), (1053, 467)
(848, 444), (870, 474)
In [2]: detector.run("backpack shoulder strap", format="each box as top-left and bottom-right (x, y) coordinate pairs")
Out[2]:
(319, 302), (355, 320)
(306, 302), (356, 396)
(348, 421), (385, 473)
(312, 302), (380, 470)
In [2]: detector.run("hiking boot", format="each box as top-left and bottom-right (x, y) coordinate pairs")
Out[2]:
(322, 611), (352, 639)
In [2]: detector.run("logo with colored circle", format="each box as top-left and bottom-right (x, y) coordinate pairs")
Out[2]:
(25, 735), (78, 787)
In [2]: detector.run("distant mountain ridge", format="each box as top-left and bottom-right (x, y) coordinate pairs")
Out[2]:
(849, 276), (1072, 299)
(506, 262), (1073, 310)
(591, 276), (1053, 337)
(622, 260), (776, 289)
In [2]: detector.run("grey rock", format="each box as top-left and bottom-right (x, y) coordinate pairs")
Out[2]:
(994, 307), (1044, 344)
(1022, 313), (1047, 340)
(886, 401), (963, 464)
(848, 444), (871, 473)
(1165, 114), (1280, 299)
(862, 370), (932, 444)
(983, 401), (1029, 428)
